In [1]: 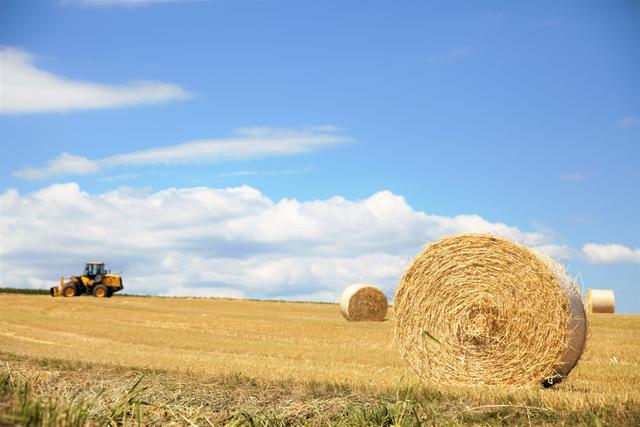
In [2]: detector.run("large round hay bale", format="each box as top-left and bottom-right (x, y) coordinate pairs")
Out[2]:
(340, 284), (388, 321)
(394, 234), (587, 386)
(586, 289), (615, 314)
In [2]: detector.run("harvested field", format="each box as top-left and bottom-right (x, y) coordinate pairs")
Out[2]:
(1, 293), (639, 425)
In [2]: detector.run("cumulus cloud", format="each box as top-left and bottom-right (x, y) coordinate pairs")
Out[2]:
(13, 127), (348, 180)
(582, 243), (640, 264)
(535, 244), (575, 260)
(160, 287), (247, 299)
(0, 47), (191, 114)
(0, 183), (559, 300)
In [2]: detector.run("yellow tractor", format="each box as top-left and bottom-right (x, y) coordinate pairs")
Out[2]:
(50, 262), (123, 298)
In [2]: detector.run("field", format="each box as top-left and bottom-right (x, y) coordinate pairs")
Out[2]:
(0, 293), (639, 426)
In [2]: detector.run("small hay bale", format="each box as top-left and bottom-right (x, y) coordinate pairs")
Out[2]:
(339, 284), (388, 321)
(586, 289), (615, 314)
(394, 234), (587, 386)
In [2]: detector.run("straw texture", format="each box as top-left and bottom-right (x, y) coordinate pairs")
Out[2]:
(586, 289), (615, 314)
(394, 234), (587, 386)
(340, 284), (388, 321)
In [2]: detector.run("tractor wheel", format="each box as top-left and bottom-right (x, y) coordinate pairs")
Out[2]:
(62, 285), (77, 297)
(93, 285), (109, 298)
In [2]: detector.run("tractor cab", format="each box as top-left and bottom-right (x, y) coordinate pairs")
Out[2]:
(83, 262), (106, 279)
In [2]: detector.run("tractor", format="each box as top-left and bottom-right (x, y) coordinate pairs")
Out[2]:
(50, 262), (123, 298)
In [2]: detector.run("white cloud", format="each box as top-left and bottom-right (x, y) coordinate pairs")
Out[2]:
(97, 173), (140, 182)
(536, 244), (575, 260)
(160, 287), (247, 299)
(0, 183), (561, 300)
(103, 127), (347, 166)
(12, 153), (99, 180)
(559, 172), (594, 182)
(427, 48), (470, 64)
(582, 243), (640, 264)
(0, 47), (191, 114)
(618, 117), (640, 128)
(218, 167), (314, 178)
(13, 127), (348, 180)
(63, 0), (186, 6)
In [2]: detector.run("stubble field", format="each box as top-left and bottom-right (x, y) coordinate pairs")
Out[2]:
(0, 293), (639, 425)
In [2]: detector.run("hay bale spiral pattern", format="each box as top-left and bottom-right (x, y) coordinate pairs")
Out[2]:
(340, 284), (388, 321)
(394, 234), (586, 386)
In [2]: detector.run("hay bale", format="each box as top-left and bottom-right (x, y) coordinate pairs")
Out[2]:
(340, 284), (388, 321)
(586, 289), (615, 314)
(394, 234), (587, 386)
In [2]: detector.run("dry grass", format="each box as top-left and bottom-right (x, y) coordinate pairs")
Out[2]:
(0, 294), (400, 388)
(0, 294), (639, 425)
(395, 234), (586, 386)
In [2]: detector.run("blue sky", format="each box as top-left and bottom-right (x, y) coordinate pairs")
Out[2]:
(1, 0), (638, 312)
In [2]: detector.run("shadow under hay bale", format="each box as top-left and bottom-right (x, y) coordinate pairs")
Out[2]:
(394, 234), (587, 387)
(586, 289), (615, 314)
(339, 283), (388, 321)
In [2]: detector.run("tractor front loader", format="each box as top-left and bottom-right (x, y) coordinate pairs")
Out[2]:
(50, 262), (123, 298)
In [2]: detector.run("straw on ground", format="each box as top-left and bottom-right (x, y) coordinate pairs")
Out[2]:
(0, 293), (638, 425)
